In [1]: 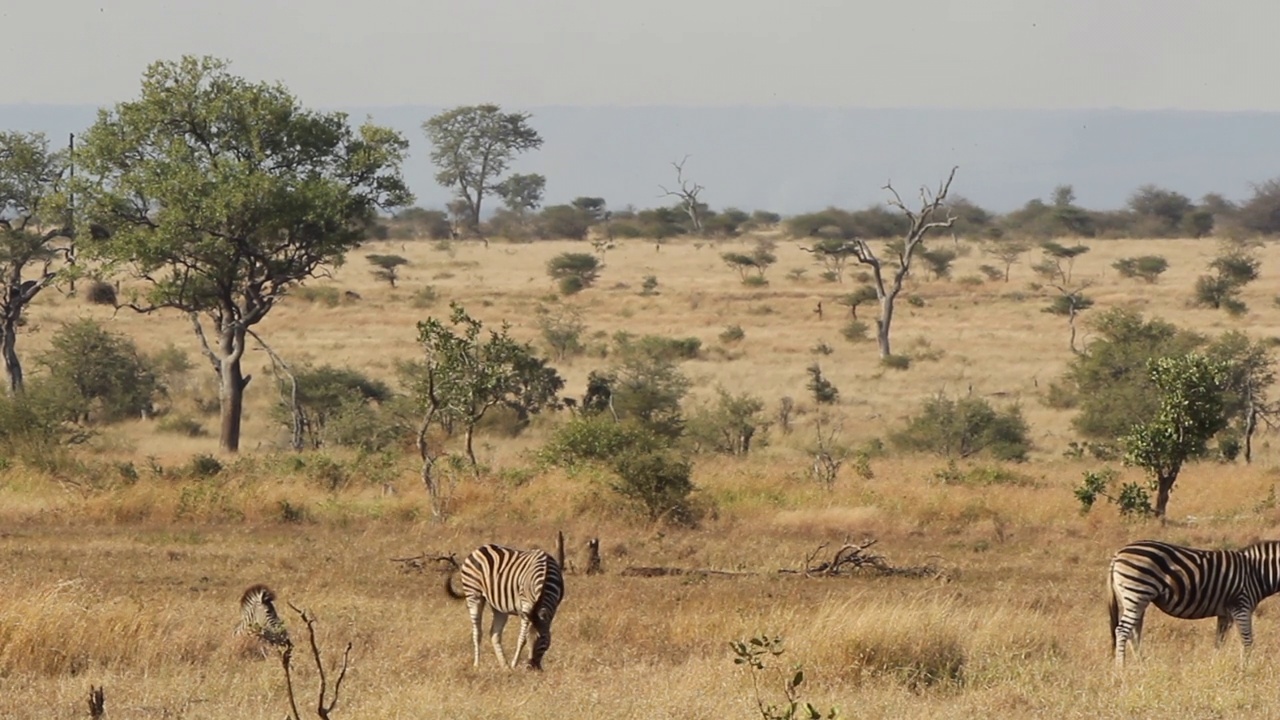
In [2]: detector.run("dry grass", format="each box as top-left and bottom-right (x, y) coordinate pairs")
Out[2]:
(4, 235), (1280, 717)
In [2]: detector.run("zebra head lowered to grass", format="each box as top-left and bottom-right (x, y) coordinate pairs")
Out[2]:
(445, 543), (565, 670)
(1109, 539), (1280, 668)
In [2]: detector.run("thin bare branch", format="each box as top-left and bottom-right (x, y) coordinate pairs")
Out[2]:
(249, 328), (303, 450)
(189, 313), (221, 371)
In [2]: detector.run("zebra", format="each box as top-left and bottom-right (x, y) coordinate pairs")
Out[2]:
(235, 583), (291, 650)
(1108, 539), (1280, 667)
(445, 543), (565, 670)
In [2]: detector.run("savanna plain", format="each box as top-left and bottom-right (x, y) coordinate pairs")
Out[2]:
(6, 234), (1280, 719)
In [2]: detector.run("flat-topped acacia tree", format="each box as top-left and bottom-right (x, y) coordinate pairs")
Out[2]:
(77, 56), (412, 452)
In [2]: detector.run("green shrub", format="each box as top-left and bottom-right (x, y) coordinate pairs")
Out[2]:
(38, 319), (161, 423)
(0, 380), (83, 459)
(881, 354), (911, 370)
(890, 394), (1031, 461)
(840, 320), (869, 342)
(610, 450), (698, 525)
(547, 252), (603, 295)
(85, 280), (117, 306)
(1113, 255), (1169, 283)
(614, 333), (701, 362)
(538, 306), (586, 360)
(539, 416), (665, 467)
(185, 454), (224, 478)
(719, 325), (745, 345)
(323, 396), (413, 452)
(685, 387), (768, 455)
(292, 285), (343, 307)
(157, 416), (207, 437)
(276, 365), (394, 449)
(806, 363), (839, 404)
(410, 285), (439, 308)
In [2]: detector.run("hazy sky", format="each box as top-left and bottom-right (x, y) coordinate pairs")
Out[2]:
(4, 0), (1275, 110)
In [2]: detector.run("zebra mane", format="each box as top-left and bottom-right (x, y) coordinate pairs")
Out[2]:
(237, 583), (291, 648)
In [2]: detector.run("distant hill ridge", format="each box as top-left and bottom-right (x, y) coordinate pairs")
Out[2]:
(6, 104), (1277, 215)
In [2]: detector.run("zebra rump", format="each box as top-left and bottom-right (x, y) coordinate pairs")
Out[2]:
(237, 583), (291, 648)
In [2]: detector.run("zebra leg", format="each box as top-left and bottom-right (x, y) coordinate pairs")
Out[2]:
(510, 614), (533, 670)
(1216, 615), (1233, 647)
(489, 611), (511, 669)
(1131, 612), (1145, 655)
(466, 596), (486, 667)
(1114, 601), (1149, 668)
(1232, 607), (1255, 658)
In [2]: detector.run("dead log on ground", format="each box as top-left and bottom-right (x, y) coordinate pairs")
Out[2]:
(389, 552), (458, 574)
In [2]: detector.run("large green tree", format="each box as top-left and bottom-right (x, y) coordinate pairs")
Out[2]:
(422, 104), (543, 233)
(1124, 353), (1228, 519)
(77, 56), (412, 452)
(0, 131), (75, 394)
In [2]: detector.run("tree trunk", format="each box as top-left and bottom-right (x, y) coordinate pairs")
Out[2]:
(1155, 472), (1177, 520)
(0, 320), (23, 395)
(875, 295), (896, 358)
(218, 327), (249, 453)
(1244, 400), (1258, 465)
(464, 424), (479, 476)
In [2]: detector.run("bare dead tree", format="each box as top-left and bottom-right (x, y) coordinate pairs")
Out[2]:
(823, 167), (958, 359)
(556, 530), (566, 570)
(659, 155), (705, 234)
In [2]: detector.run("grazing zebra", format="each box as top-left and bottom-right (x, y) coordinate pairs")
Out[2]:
(1108, 539), (1280, 667)
(445, 543), (565, 670)
(235, 584), (291, 649)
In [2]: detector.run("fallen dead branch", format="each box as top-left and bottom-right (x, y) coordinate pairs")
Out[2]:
(389, 552), (459, 574)
(778, 539), (949, 580)
(620, 566), (755, 578)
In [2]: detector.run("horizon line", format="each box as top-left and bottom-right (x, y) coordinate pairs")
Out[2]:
(3, 102), (1280, 117)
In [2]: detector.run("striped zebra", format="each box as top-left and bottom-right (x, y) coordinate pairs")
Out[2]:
(235, 584), (291, 649)
(445, 543), (565, 670)
(1109, 539), (1280, 667)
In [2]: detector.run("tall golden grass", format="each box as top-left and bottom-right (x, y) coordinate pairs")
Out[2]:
(2, 235), (1280, 717)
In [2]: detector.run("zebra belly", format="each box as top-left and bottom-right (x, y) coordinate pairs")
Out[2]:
(1152, 601), (1220, 620)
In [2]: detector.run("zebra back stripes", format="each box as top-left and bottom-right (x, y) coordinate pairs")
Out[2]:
(1108, 539), (1280, 667)
(445, 543), (565, 670)
(236, 583), (291, 649)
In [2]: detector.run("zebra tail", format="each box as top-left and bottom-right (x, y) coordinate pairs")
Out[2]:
(1106, 560), (1119, 656)
(444, 570), (466, 600)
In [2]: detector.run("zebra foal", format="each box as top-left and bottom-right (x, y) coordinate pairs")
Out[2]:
(1108, 539), (1280, 667)
(235, 583), (291, 649)
(445, 543), (565, 670)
